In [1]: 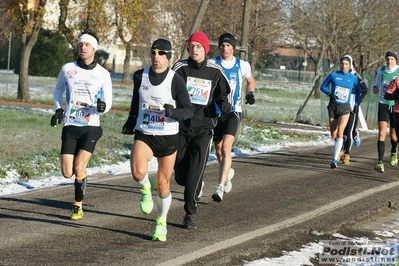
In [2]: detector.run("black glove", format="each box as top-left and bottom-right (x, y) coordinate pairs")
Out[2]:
(50, 108), (63, 127)
(329, 93), (338, 104)
(122, 115), (137, 135)
(245, 92), (255, 105)
(97, 98), (106, 112)
(216, 99), (232, 114)
(163, 104), (175, 118)
(353, 105), (359, 114)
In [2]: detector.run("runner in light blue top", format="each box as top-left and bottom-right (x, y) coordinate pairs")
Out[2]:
(320, 55), (361, 169)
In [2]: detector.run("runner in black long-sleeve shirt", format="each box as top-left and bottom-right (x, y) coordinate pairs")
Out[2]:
(172, 31), (233, 229)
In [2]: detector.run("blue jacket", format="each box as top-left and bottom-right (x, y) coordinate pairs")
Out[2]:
(320, 71), (361, 106)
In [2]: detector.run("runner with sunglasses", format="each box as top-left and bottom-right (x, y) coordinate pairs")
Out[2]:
(122, 38), (193, 241)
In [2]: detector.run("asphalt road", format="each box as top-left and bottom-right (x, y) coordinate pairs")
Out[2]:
(1, 129), (399, 266)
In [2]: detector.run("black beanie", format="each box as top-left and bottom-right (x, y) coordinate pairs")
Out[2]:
(151, 39), (172, 60)
(340, 55), (351, 66)
(218, 33), (236, 50)
(386, 51), (398, 62)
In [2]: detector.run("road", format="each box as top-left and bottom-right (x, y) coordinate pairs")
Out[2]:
(1, 129), (399, 266)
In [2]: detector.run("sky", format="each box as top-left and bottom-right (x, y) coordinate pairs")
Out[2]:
(2, 125), (398, 266)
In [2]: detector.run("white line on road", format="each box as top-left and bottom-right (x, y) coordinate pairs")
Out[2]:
(157, 180), (399, 266)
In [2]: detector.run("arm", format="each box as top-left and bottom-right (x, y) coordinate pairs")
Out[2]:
(373, 67), (381, 94)
(168, 74), (193, 121)
(320, 74), (333, 96)
(384, 79), (399, 100)
(53, 67), (66, 111)
(122, 70), (142, 134)
(215, 70), (233, 113)
(100, 72), (113, 113)
(245, 75), (256, 93)
(354, 72), (368, 102)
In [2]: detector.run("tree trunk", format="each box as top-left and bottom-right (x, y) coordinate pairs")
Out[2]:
(122, 45), (132, 84)
(16, 0), (46, 101)
(17, 33), (31, 101)
(17, 26), (41, 101)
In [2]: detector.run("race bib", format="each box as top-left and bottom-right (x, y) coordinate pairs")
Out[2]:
(142, 106), (165, 131)
(335, 86), (350, 103)
(67, 101), (92, 126)
(187, 77), (212, 105)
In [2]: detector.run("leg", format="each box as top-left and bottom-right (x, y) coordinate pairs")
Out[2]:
(152, 152), (176, 242)
(131, 139), (154, 214)
(212, 134), (235, 202)
(217, 134), (234, 186)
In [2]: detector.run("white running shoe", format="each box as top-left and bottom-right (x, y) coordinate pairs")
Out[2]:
(224, 168), (235, 193)
(212, 185), (224, 202)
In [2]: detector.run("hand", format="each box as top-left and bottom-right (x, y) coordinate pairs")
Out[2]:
(217, 99), (232, 114)
(329, 93), (338, 104)
(245, 92), (255, 105)
(97, 98), (106, 112)
(50, 108), (63, 127)
(122, 115), (136, 135)
(163, 104), (175, 118)
(353, 105), (359, 114)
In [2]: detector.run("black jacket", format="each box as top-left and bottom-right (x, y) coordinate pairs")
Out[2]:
(172, 57), (233, 135)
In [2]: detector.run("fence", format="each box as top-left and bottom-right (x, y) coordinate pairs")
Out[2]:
(0, 69), (380, 130)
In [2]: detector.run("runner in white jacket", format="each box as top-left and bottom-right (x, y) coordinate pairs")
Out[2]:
(51, 28), (113, 220)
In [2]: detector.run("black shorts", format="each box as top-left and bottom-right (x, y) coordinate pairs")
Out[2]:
(327, 103), (351, 119)
(213, 112), (241, 142)
(61, 126), (103, 155)
(134, 130), (178, 158)
(378, 103), (395, 126)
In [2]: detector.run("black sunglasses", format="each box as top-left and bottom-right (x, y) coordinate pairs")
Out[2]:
(151, 49), (171, 56)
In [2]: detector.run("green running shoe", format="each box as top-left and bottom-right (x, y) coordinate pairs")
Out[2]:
(70, 205), (84, 220)
(374, 161), (385, 173)
(140, 178), (154, 214)
(152, 216), (167, 242)
(390, 153), (398, 167)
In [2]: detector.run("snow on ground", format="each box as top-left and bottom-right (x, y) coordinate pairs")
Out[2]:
(2, 126), (397, 266)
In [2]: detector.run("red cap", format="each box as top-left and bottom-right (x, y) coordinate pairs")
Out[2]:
(187, 31), (210, 55)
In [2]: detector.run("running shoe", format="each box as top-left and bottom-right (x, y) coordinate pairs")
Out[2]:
(343, 154), (350, 165)
(338, 150), (345, 162)
(140, 178), (154, 214)
(152, 216), (167, 242)
(375, 161), (385, 173)
(70, 205), (84, 220)
(330, 159), (338, 169)
(224, 168), (235, 193)
(390, 152), (398, 167)
(183, 213), (197, 229)
(212, 184), (224, 202)
(353, 131), (361, 147)
(198, 181), (205, 199)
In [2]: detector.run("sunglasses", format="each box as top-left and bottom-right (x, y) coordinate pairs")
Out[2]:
(151, 49), (171, 56)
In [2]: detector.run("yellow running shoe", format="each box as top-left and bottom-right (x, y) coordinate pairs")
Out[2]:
(343, 154), (350, 165)
(390, 152), (398, 167)
(140, 178), (154, 214)
(70, 205), (84, 220)
(338, 150), (345, 162)
(152, 216), (167, 242)
(374, 161), (385, 173)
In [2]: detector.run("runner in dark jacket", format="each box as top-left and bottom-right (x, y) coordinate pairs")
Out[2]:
(172, 31), (233, 229)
